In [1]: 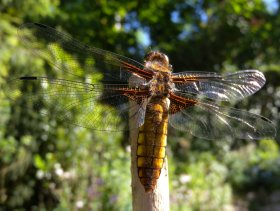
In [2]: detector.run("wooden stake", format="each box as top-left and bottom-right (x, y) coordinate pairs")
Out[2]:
(129, 76), (170, 211)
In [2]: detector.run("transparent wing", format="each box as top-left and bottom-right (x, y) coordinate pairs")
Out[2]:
(5, 77), (149, 131)
(169, 92), (276, 140)
(18, 23), (153, 81)
(172, 70), (266, 101)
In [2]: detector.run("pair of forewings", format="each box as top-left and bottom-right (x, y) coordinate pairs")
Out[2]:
(5, 23), (276, 140)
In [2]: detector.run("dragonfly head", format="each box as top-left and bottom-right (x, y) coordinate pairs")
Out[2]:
(144, 51), (172, 73)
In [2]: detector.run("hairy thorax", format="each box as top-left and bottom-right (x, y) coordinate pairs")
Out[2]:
(144, 51), (174, 97)
(149, 71), (173, 97)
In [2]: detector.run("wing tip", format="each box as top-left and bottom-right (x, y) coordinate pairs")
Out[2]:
(19, 22), (48, 31)
(34, 23), (47, 28)
(20, 76), (38, 80)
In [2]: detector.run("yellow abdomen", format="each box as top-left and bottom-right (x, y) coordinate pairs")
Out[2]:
(137, 97), (169, 192)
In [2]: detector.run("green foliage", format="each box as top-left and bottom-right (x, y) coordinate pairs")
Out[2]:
(170, 152), (232, 211)
(0, 0), (280, 210)
(47, 129), (131, 211)
(226, 140), (280, 193)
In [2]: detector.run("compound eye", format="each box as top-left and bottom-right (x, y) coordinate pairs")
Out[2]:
(144, 51), (156, 62)
(163, 54), (169, 64)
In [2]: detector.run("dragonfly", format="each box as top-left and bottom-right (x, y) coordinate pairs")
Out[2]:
(5, 23), (276, 192)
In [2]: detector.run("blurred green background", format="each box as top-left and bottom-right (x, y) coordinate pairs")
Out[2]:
(0, 0), (280, 210)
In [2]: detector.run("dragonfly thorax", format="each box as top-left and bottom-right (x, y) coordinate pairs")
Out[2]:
(144, 51), (174, 97)
(149, 71), (173, 97)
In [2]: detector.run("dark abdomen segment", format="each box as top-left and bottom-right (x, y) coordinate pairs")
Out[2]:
(137, 98), (169, 192)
